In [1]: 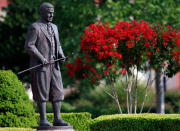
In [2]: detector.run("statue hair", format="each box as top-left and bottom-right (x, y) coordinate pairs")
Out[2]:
(39, 2), (54, 15)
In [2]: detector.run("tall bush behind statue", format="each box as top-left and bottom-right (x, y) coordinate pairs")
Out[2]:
(0, 70), (37, 127)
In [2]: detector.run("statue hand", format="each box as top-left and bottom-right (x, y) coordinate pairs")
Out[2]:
(42, 58), (49, 65)
(62, 56), (66, 62)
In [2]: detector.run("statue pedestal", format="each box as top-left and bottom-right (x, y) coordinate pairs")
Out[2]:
(33, 126), (74, 131)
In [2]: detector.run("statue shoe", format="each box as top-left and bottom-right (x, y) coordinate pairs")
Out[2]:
(40, 119), (52, 126)
(53, 118), (70, 126)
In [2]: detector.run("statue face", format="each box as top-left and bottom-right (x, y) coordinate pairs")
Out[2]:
(42, 7), (54, 22)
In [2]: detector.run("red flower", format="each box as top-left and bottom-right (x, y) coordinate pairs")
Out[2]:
(103, 70), (108, 75)
(85, 55), (93, 62)
(146, 51), (151, 55)
(145, 42), (150, 48)
(120, 68), (126, 75)
(163, 62), (167, 66)
(68, 20), (180, 82)
(156, 48), (160, 52)
(127, 43), (132, 48)
(65, 63), (75, 78)
(163, 42), (168, 46)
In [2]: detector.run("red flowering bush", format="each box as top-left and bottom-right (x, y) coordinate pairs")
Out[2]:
(112, 20), (157, 70)
(79, 22), (123, 78)
(80, 22), (122, 61)
(65, 57), (101, 82)
(66, 20), (180, 81)
(147, 23), (180, 77)
(65, 20), (180, 114)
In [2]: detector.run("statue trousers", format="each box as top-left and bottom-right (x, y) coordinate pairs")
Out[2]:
(30, 63), (64, 102)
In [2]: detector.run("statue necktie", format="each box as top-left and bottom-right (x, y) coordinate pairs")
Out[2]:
(47, 23), (55, 59)
(47, 23), (54, 37)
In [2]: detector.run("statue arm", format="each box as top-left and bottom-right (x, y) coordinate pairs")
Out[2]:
(25, 25), (46, 63)
(58, 44), (65, 58)
(56, 26), (65, 58)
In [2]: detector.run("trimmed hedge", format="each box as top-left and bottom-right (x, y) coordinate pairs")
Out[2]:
(0, 112), (92, 130)
(0, 70), (92, 130)
(36, 112), (92, 131)
(0, 128), (35, 131)
(0, 70), (37, 127)
(90, 113), (180, 131)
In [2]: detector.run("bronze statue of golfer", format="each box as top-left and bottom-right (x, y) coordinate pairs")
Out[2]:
(25, 2), (69, 126)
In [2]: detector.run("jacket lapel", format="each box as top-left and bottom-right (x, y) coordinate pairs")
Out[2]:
(51, 24), (59, 57)
(39, 22), (51, 42)
(51, 24), (59, 44)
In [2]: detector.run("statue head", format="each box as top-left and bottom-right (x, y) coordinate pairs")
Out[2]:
(39, 2), (54, 22)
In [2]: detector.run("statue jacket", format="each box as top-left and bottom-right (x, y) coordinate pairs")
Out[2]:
(25, 19), (65, 71)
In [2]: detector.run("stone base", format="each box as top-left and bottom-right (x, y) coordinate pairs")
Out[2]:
(33, 126), (74, 131)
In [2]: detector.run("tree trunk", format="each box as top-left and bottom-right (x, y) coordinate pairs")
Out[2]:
(134, 71), (138, 114)
(155, 71), (165, 114)
(111, 82), (122, 114)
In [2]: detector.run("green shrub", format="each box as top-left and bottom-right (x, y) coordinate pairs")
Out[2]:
(90, 113), (180, 131)
(36, 112), (92, 131)
(71, 106), (107, 119)
(70, 105), (126, 119)
(0, 70), (37, 127)
(0, 128), (35, 131)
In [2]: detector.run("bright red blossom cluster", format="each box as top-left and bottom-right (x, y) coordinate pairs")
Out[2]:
(66, 20), (180, 81)
(113, 20), (156, 49)
(65, 57), (101, 81)
(80, 22), (122, 60)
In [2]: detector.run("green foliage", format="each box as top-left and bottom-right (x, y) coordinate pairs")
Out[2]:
(33, 101), (77, 113)
(165, 90), (180, 113)
(67, 105), (123, 119)
(52, 0), (98, 88)
(61, 102), (76, 112)
(35, 112), (92, 131)
(90, 113), (180, 131)
(99, 0), (180, 27)
(0, 0), (97, 85)
(0, 0), (42, 74)
(59, 80), (157, 118)
(0, 128), (35, 131)
(83, 79), (154, 109)
(65, 105), (174, 119)
(0, 112), (92, 130)
(1, 0), (180, 96)
(0, 70), (37, 127)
